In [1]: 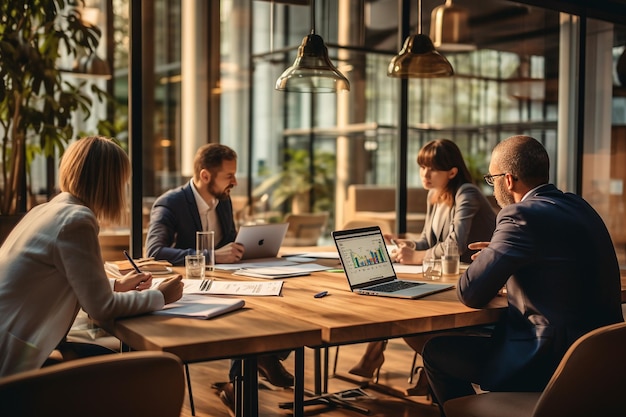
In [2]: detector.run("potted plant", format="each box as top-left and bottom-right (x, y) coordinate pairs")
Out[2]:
(0, 0), (107, 238)
(253, 148), (336, 216)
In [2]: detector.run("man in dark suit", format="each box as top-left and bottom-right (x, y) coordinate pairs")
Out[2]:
(146, 143), (243, 265)
(422, 135), (623, 414)
(145, 143), (293, 410)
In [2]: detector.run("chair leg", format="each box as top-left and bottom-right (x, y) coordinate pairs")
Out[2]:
(408, 351), (418, 383)
(184, 363), (196, 416)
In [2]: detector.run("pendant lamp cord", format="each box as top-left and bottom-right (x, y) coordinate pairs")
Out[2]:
(417, 0), (422, 34)
(270, 0), (274, 53)
(310, 0), (316, 35)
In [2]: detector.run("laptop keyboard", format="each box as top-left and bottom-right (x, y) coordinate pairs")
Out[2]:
(367, 280), (424, 293)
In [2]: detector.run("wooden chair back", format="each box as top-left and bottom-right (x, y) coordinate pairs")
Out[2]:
(283, 212), (329, 246)
(0, 351), (185, 417)
(532, 321), (626, 416)
(341, 219), (393, 235)
(443, 321), (626, 417)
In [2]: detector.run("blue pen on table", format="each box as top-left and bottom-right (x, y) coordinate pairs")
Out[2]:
(123, 250), (142, 273)
(314, 291), (328, 298)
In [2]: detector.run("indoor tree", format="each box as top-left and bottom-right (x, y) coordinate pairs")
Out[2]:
(0, 0), (107, 216)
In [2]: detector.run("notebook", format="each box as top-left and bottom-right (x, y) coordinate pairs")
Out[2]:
(152, 294), (245, 319)
(332, 226), (454, 299)
(235, 223), (289, 260)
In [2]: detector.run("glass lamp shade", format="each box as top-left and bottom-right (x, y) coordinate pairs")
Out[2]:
(430, 0), (476, 52)
(618, 47), (626, 86)
(387, 34), (454, 78)
(275, 34), (350, 93)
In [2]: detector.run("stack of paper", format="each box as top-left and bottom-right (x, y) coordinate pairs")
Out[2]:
(232, 263), (332, 279)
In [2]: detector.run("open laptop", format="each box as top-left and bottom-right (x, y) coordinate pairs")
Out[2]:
(332, 226), (454, 299)
(235, 223), (289, 260)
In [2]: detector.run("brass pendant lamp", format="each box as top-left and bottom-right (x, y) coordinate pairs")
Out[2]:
(275, 0), (350, 93)
(388, 0), (454, 78)
(430, 0), (476, 52)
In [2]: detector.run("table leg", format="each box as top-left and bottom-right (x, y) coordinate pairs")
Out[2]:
(242, 356), (259, 417)
(314, 347), (322, 395)
(293, 347), (304, 417)
(233, 372), (242, 417)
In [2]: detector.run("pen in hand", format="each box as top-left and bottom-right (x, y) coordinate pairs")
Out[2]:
(123, 250), (142, 273)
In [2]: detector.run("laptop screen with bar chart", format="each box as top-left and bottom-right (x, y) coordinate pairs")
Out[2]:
(332, 226), (453, 299)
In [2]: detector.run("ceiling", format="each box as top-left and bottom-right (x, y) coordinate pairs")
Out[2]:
(364, 0), (626, 57)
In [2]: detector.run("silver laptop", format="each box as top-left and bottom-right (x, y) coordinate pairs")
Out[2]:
(332, 226), (454, 299)
(235, 223), (289, 260)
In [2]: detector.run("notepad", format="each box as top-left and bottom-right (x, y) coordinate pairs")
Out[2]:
(152, 294), (245, 319)
(105, 258), (173, 275)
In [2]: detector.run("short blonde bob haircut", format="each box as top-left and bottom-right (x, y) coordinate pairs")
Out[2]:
(59, 136), (130, 224)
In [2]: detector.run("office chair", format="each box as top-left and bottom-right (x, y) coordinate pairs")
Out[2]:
(283, 212), (329, 246)
(341, 219), (392, 235)
(0, 351), (185, 417)
(443, 321), (626, 417)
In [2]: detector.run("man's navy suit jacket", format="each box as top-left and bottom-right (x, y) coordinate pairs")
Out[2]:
(457, 184), (623, 390)
(145, 182), (237, 266)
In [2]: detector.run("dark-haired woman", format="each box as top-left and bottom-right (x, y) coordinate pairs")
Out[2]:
(349, 139), (496, 396)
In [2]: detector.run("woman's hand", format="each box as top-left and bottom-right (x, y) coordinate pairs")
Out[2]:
(391, 246), (424, 265)
(157, 275), (184, 304)
(114, 271), (153, 292)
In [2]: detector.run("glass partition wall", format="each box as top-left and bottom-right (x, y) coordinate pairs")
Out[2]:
(31, 0), (624, 263)
(249, 0), (562, 235)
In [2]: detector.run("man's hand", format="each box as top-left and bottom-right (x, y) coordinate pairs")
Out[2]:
(468, 241), (490, 261)
(114, 272), (153, 292)
(157, 275), (184, 304)
(215, 242), (245, 264)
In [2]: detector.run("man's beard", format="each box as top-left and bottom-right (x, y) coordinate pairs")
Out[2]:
(208, 179), (232, 201)
(495, 179), (515, 208)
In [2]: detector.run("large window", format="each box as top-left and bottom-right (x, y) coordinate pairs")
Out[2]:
(55, 0), (626, 263)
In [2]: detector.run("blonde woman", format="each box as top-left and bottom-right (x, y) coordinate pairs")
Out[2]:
(0, 136), (183, 377)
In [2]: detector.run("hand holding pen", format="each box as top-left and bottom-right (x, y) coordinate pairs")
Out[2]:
(389, 238), (416, 263)
(116, 250), (153, 291)
(389, 238), (416, 250)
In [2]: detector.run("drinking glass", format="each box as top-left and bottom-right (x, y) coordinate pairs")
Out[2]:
(185, 254), (205, 279)
(196, 231), (215, 272)
(422, 257), (442, 280)
(442, 254), (460, 275)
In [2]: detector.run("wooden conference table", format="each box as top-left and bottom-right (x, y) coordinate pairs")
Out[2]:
(106, 247), (626, 417)
(106, 295), (320, 417)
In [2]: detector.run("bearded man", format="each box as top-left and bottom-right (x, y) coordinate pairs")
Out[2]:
(146, 143), (243, 265)
(146, 143), (294, 407)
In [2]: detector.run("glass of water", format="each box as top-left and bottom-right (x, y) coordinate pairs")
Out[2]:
(196, 231), (215, 272)
(185, 254), (205, 279)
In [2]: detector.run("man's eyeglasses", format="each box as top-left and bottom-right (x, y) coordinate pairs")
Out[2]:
(483, 173), (506, 186)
